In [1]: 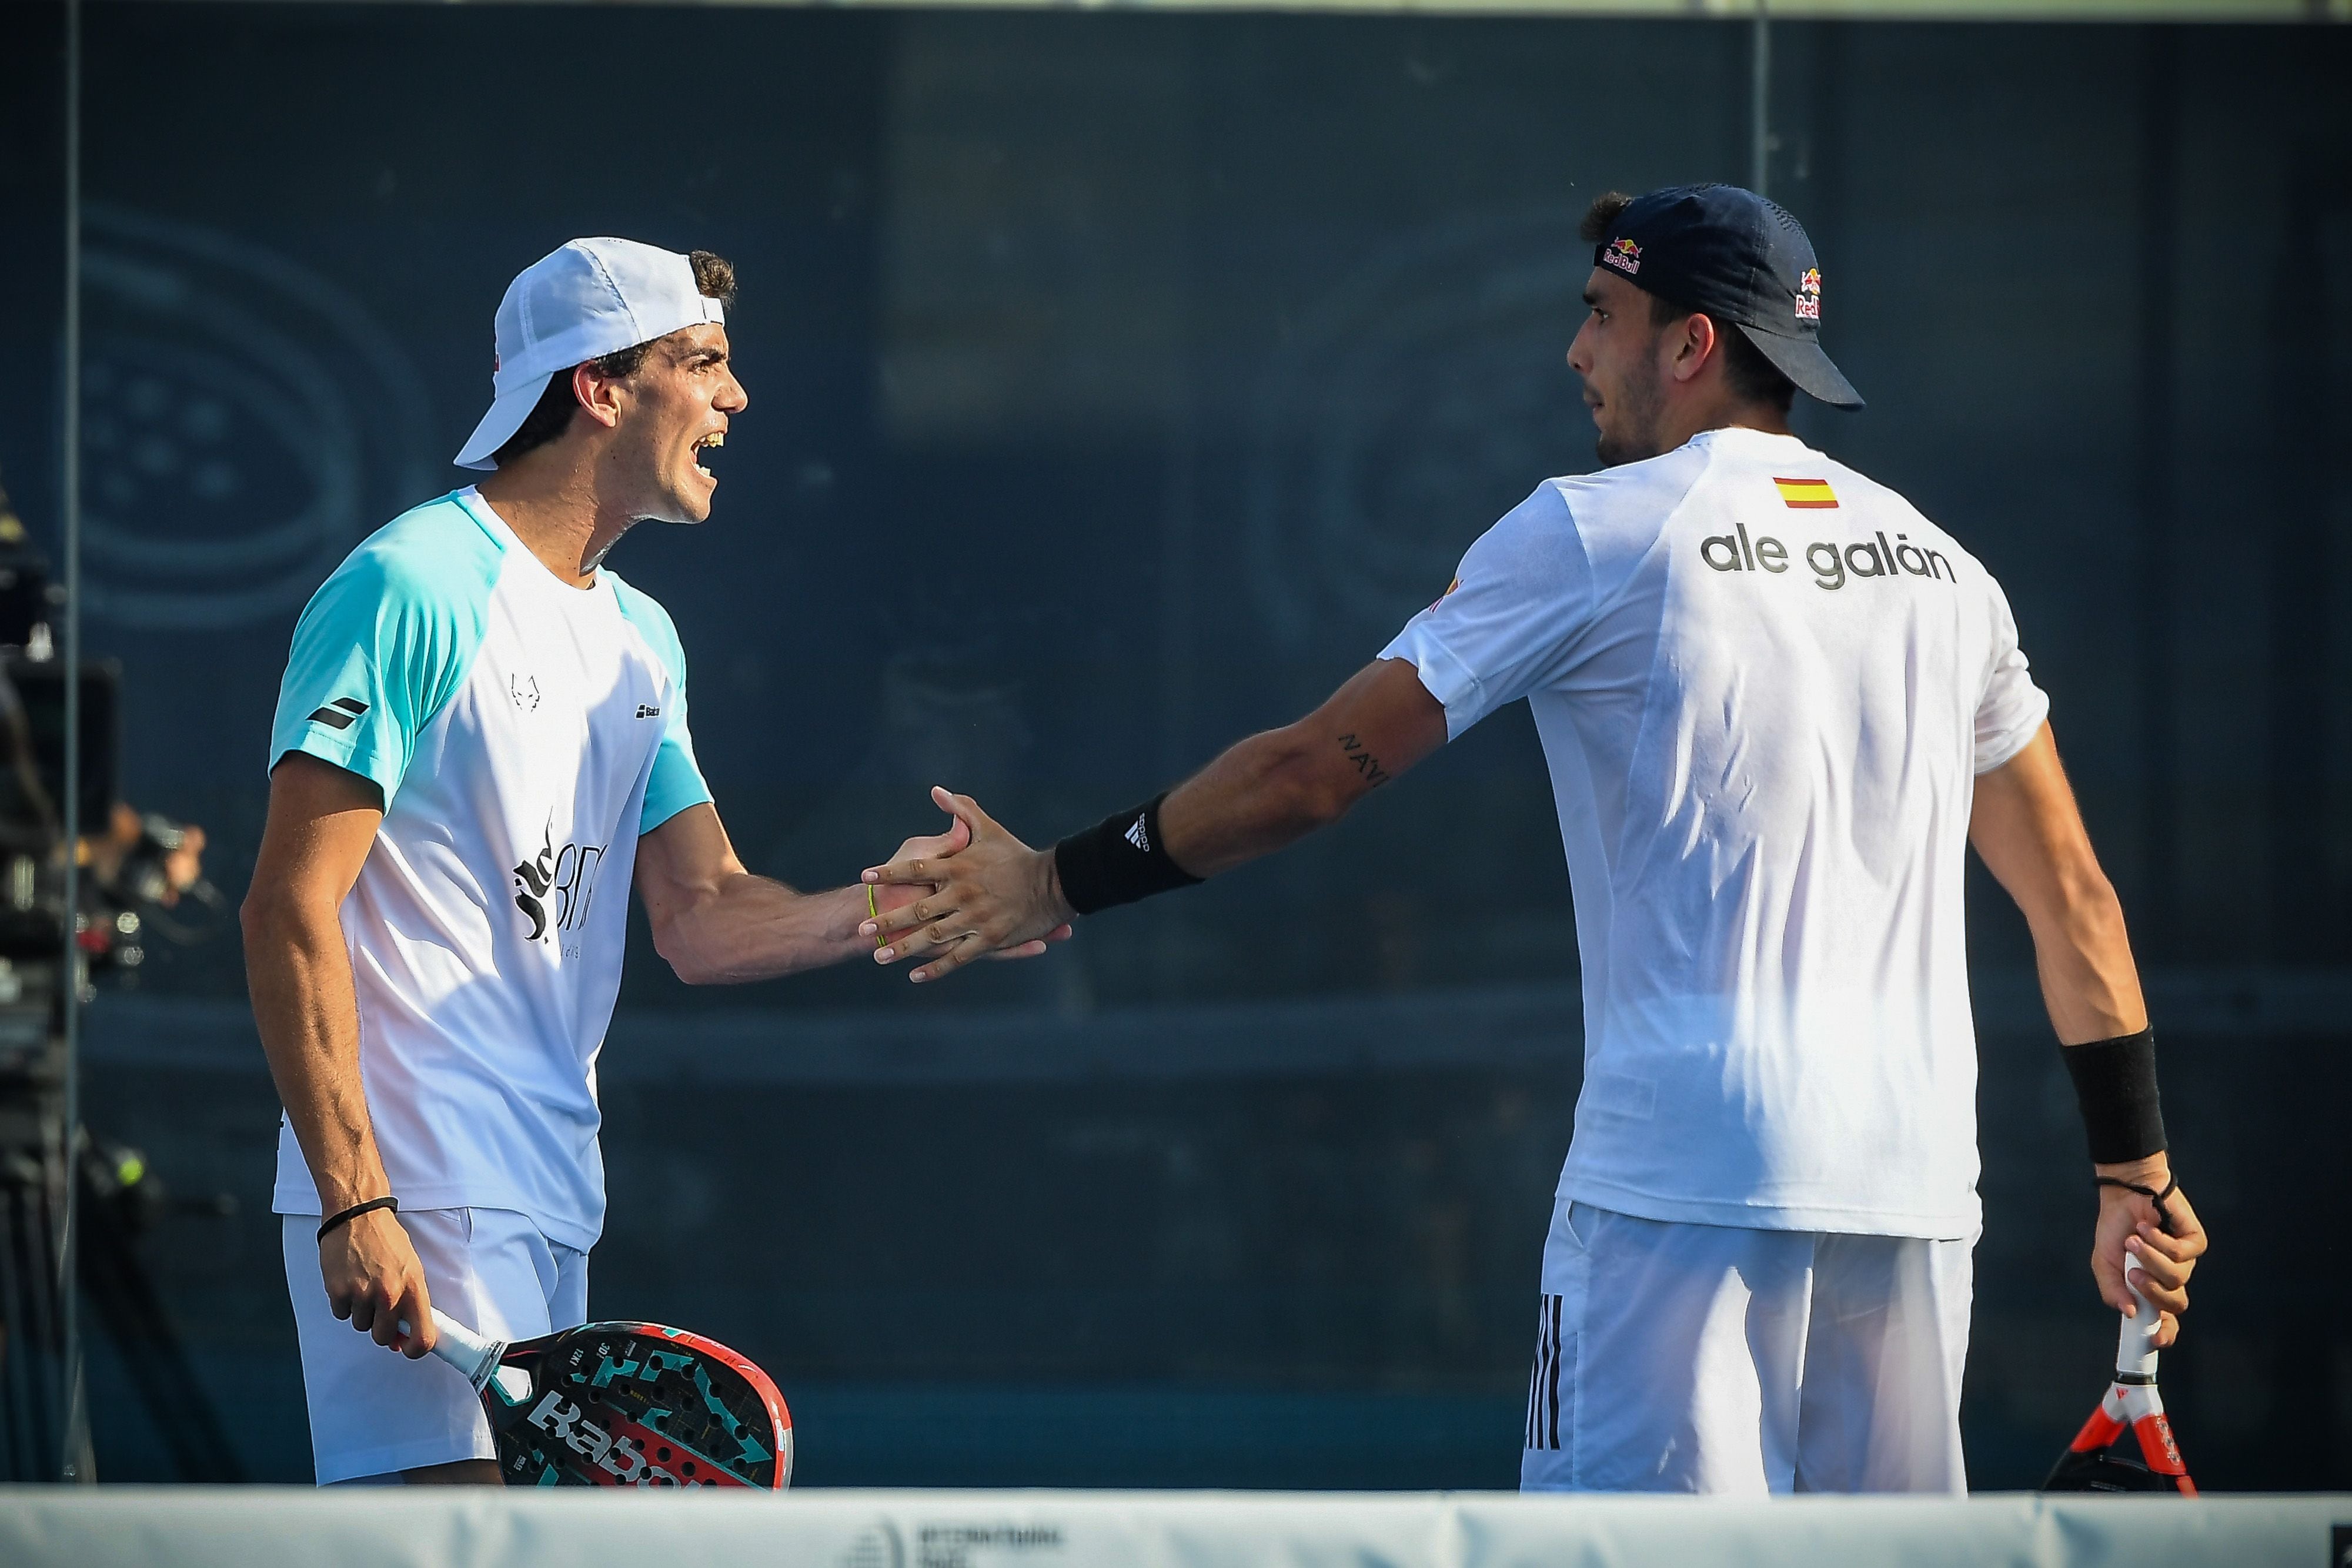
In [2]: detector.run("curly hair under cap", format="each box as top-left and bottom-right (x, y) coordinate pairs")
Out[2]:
(489, 250), (737, 468)
(1579, 191), (1636, 245)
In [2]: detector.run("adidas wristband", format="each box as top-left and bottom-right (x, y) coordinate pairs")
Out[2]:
(2062, 1027), (2168, 1165)
(1053, 793), (1203, 916)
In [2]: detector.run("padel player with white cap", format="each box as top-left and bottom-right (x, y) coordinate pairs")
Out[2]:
(243, 239), (1061, 1485)
(855, 185), (2211, 1492)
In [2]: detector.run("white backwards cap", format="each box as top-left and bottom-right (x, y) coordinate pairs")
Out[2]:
(454, 238), (727, 471)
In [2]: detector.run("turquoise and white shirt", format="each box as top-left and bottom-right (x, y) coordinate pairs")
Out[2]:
(267, 487), (710, 1251)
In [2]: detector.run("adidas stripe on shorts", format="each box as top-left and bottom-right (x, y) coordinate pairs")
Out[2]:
(1521, 1198), (1974, 1494)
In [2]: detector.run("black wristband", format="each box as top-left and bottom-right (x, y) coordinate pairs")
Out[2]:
(1053, 794), (1204, 917)
(318, 1195), (398, 1241)
(2062, 1028), (2167, 1165)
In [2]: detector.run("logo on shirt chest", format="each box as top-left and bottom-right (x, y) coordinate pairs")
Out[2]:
(513, 817), (608, 947)
(510, 673), (542, 711)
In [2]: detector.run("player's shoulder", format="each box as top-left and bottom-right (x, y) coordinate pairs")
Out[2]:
(603, 569), (688, 680)
(1509, 442), (1715, 581)
(313, 489), (508, 613)
(1547, 440), (1712, 513)
(603, 567), (680, 641)
(1540, 439), (1716, 537)
(1808, 455), (2002, 584)
(1808, 454), (1930, 526)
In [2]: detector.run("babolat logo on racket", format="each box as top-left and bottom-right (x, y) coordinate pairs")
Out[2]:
(430, 1312), (791, 1489)
(525, 1390), (679, 1486)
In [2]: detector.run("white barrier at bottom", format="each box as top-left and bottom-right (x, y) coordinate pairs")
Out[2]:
(1, 1487), (2344, 1567)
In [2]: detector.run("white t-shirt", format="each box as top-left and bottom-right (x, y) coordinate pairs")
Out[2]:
(1381, 427), (2047, 1239)
(267, 488), (711, 1251)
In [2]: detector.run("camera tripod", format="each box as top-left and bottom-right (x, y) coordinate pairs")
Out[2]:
(0, 1050), (244, 1483)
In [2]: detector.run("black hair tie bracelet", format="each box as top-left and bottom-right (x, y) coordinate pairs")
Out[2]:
(2094, 1175), (2179, 1237)
(318, 1195), (399, 1241)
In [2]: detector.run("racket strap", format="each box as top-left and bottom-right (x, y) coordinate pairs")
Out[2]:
(2094, 1174), (2179, 1236)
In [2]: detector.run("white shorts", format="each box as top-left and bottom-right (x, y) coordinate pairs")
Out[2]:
(1520, 1200), (1973, 1495)
(281, 1206), (589, 1484)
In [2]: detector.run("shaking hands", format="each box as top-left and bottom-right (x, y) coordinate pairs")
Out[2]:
(863, 786), (1077, 982)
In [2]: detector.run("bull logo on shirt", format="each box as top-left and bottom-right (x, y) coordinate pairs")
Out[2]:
(512, 818), (607, 944)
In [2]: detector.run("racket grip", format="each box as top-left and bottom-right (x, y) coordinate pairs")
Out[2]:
(396, 1309), (505, 1392)
(2116, 1262), (2160, 1380)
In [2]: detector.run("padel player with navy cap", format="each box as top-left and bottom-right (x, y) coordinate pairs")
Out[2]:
(243, 239), (1060, 1485)
(857, 185), (2211, 1493)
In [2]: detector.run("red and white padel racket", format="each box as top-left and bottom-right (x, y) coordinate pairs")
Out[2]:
(2042, 1268), (2194, 1495)
(407, 1308), (793, 1488)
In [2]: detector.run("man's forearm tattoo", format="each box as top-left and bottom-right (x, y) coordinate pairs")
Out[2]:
(1337, 733), (1392, 788)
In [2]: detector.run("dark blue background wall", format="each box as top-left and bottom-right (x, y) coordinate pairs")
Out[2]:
(0, 2), (2345, 1490)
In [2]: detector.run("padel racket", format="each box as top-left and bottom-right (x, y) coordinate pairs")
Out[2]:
(2041, 1267), (2194, 1495)
(406, 1308), (792, 1488)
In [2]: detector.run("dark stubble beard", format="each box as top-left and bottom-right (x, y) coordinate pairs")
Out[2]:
(1593, 362), (1667, 468)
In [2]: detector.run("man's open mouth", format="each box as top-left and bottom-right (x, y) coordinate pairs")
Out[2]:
(693, 430), (724, 477)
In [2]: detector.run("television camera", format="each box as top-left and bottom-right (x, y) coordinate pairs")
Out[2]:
(0, 488), (233, 1482)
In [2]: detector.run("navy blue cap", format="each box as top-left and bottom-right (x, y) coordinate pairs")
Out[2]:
(1593, 183), (1862, 410)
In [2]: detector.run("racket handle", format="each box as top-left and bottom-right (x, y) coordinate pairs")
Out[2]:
(2116, 1262), (2160, 1380)
(395, 1309), (507, 1392)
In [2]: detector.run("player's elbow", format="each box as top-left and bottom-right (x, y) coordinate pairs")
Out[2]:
(239, 881), (330, 950)
(662, 950), (725, 987)
(1299, 775), (1357, 831)
(1262, 726), (1357, 831)
(2033, 851), (2128, 949)
(650, 901), (751, 986)
(2052, 843), (2120, 915)
(2068, 871), (2130, 947)
(652, 917), (722, 985)
(663, 951), (716, 986)
(238, 886), (272, 944)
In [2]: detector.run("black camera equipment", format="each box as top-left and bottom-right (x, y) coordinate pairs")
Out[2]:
(0, 499), (239, 1482)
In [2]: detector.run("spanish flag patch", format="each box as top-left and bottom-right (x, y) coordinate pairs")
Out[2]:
(1773, 476), (1839, 509)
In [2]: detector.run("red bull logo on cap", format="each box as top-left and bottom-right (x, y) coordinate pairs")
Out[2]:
(1603, 237), (1642, 277)
(1796, 268), (1822, 322)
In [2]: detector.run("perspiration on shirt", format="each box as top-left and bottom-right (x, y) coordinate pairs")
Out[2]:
(266, 487), (712, 1251)
(1381, 427), (2048, 1239)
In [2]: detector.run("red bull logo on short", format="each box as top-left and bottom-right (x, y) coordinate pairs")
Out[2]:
(1603, 238), (1642, 277)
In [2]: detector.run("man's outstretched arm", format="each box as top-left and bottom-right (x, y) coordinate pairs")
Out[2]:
(1970, 721), (2209, 1344)
(859, 657), (1449, 982)
(637, 802), (1065, 984)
